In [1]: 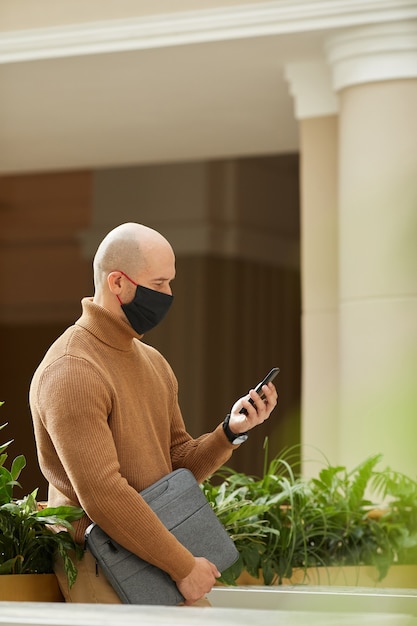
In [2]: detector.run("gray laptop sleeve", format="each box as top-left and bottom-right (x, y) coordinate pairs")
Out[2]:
(84, 468), (238, 605)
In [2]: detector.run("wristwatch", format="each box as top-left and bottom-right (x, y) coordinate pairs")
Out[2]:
(222, 414), (249, 445)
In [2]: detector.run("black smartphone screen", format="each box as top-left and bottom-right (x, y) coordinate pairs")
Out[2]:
(239, 367), (279, 414)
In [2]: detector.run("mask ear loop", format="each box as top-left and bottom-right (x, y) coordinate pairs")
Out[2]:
(114, 270), (137, 306)
(117, 270), (138, 286)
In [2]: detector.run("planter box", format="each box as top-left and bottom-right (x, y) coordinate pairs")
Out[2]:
(0, 574), (64, 602)
(235, 564), (417, 589)
(290, 565), (417, 588)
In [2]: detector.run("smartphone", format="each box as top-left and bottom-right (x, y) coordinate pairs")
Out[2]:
(239, 367), (280, 415)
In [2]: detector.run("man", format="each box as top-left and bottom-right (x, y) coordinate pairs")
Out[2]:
(29, 222), (277, 605)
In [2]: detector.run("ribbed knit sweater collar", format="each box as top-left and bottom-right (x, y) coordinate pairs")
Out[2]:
(75, 297), (142, 351)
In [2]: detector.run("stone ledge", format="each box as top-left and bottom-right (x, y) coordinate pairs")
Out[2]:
(208, 584), (417, 616)
(0, 599), (415, 626)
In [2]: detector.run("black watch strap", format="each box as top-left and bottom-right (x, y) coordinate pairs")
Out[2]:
(222, 414), (249, 445)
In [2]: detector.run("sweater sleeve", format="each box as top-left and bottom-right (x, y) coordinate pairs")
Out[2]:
(31, 354), (195, 581)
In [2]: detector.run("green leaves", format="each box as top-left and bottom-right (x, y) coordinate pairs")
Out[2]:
(35, 505), (85, 529)
(204, 441), (417, 585)
(0, 420), (84, 588)
(0, 417), (27, 507)
(0, 490), (84, 586)
(10, 454), (26, 483)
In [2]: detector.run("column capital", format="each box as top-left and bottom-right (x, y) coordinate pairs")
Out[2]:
(284, 60), (338, 120)
(326, 20), (417, 91)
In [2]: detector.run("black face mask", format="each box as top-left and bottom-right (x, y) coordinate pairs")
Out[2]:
(121, 284), (173, 335)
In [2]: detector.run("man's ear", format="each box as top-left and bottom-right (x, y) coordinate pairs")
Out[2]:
(107, 271), (123, 295)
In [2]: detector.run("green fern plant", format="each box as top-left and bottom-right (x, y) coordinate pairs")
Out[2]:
(204, 441), (417, 585)
(0, 414), (84, 588)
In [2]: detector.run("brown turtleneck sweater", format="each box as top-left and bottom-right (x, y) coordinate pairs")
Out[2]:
(29, 298), (234, 582)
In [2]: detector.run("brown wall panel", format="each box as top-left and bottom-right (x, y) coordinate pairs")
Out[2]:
(0, 171), (93, 323)
(0, 170), (92, 497)
(147, 255), (301, 478)
(0, 324), (70, 499)
(0, 157), (300, 497)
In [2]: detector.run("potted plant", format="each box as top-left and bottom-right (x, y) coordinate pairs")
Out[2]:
(203, 440), (417, 588)
(0, 410), (84, 601)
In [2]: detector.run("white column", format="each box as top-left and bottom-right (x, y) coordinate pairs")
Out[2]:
(326, 20), (417, 477)
(285, 61), (340, 473)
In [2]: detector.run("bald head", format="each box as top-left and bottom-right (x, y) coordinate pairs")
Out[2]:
(93, 223), (173, 292)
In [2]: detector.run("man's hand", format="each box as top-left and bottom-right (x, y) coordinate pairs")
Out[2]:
(228, 381), (278, 435)
(175, 557), (220, 605)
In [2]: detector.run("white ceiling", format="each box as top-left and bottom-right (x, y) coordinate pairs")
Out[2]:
(0, 35), (304, 174)
(0, 0), (415, 174)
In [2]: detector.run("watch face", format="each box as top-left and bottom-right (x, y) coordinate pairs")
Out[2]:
(232, 434), (249, 445)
